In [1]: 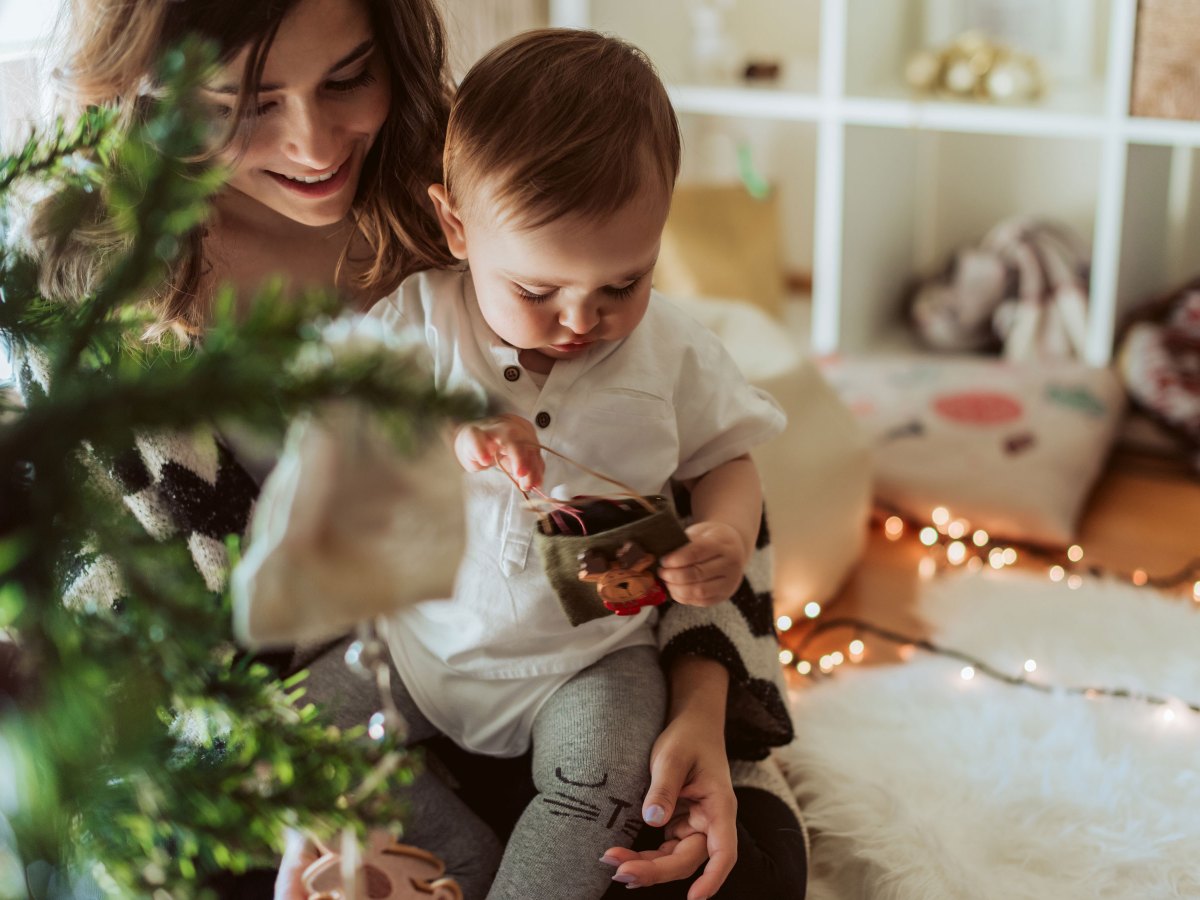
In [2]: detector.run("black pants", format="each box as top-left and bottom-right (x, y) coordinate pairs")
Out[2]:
(207, 737), (808, 900)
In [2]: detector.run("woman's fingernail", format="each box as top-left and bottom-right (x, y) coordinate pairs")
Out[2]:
(599, 855), (619, 867)
(643, 805), (665, 825)
(612, 874), (639, 887)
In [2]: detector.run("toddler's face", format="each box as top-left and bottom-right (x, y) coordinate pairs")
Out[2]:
(437, 187), (670, 372)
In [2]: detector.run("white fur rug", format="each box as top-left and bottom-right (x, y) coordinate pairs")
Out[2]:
(778, 572), (1200, 900)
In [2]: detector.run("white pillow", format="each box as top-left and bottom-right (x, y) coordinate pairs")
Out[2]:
(669, 296), (872, 612)
(819, 355), (1126, 545)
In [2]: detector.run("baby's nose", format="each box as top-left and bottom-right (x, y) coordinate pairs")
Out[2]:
(560, 303), (599, 334)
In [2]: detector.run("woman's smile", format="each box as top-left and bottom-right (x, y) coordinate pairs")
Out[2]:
(266, 152), (354, 198)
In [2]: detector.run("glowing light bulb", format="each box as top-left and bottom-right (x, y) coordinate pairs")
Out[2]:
(989, 548), (1006, 569)
(918, 557), (938, 580)
(819, 655), (834, 673)
(1002, 547), (1018, 565)
(804, 601), (822, 619)
(797, 660), (812, 675)
(884, 516), (904, 540)
(776, 615), (793, 631)
(1132, 569), (1148, 587)
(947, 541), (967, 565)
(1162, 707), (1177, 724)
(1067, 574), (1083, 590)
(1193, 581), (1200, 603)
(960, 666), (975, 680)
(932, 507), (951, 527)
(972, 529), (989, 547)
(1049, 565), (1065, 582)
(919, 527), (939, 547)
(849, 639), (865, 657)
(1024, 659), (1037, 673)
(779, 649), (794, 665)
(948, 520), (967, 539)
(831, 651), (845, 666)
(1067, 544), (1084, 562)
(368, 712), (388, 741)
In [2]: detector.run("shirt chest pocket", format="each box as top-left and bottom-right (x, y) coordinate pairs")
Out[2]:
(576, 389), (679, 484)
(579, 389), (670, 423)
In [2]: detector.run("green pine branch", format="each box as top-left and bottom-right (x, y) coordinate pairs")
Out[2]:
(0, 39), (482, 899)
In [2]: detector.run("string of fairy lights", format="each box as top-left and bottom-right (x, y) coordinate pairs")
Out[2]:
(775, 505), (1200, 718)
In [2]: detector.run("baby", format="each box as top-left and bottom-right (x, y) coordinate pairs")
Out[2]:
(367, 28), (785, 900)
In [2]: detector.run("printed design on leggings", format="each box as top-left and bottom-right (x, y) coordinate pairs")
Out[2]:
(544, 769), (643, 839)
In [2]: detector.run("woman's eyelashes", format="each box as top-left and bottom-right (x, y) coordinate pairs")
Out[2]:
(209, 68), (378, 119)
(326, 69), (378, 93)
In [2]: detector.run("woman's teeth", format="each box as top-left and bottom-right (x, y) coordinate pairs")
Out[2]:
(282, 167), (338, 183)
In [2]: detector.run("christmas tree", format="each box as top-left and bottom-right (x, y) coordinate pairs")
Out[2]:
(0, 43), (478, 898)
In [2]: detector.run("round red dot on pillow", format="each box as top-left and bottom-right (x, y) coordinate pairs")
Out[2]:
(933, 392), (1023, 425)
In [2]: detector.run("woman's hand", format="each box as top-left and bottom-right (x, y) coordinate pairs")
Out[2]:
(657, 520), (747, 607)
(601, 658), (737, 900)
(453, 414), (544, 490)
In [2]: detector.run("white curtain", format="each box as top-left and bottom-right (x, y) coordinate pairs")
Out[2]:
(438, 0), (548, 80)
(0, 0), (62, 148)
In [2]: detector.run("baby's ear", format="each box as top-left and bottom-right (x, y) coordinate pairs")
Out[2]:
(428, 184), (468, 259)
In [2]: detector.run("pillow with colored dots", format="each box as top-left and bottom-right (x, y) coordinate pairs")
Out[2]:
(818, 356), (1125, 545)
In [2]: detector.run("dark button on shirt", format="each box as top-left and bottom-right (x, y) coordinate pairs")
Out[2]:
(504, 366), (521, 382)
(535, 411), (552, 428)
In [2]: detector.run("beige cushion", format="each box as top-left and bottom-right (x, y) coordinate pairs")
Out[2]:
(669, 296), (872, 613)
(820, 355), (1126, 545)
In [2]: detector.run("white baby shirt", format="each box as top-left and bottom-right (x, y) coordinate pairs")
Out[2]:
(369, 269), (786, 756)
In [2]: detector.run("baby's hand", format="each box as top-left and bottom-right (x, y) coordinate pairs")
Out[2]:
(657, 521), (747, 607)
(453, 414), (544, 491)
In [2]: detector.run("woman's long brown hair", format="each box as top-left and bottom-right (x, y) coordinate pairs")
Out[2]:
(32, 0), (455, 341)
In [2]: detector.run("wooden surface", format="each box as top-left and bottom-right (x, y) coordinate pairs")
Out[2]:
(782, 449), (1200, 676)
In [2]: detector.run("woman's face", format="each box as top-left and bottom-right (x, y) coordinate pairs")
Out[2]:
(203, 0), (390, 228)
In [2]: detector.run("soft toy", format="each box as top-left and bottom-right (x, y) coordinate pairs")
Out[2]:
(533, 493), (687, 626)
(909, 217), (1090, 362)
(303, 830), (462, 900)
(577, 540), (669, 616)
(1118, 286), (1200, 471)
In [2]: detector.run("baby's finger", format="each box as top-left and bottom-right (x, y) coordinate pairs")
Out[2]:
(462, 431), (499, 468)
(662, 577), (734, 607)
(657, 541), (709, 570)
(511, 444), (545, 488)
(657, 557), (725, 587)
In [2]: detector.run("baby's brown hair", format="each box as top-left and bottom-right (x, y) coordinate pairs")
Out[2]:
(443, 28), (681, 228)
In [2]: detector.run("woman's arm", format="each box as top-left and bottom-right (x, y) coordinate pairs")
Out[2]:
(602, 655), (738, 899)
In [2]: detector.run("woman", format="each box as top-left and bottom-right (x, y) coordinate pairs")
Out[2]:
(27, 1), (807, 897)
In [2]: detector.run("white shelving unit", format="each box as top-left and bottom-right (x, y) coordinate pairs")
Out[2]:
(551, 0), (1200, 365)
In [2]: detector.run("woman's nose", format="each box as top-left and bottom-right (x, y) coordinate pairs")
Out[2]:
(281, 99), (342, 171)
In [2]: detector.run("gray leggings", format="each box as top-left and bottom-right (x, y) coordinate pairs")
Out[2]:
(306, 642), (666, 900)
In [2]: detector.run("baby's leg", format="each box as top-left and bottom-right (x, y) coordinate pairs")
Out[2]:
(306, 639), (504, 900)
(486, 645), (667, 900)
